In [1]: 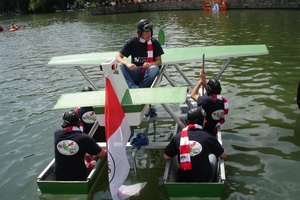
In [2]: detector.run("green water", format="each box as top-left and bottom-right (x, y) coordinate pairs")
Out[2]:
(0, 9), (299, 200)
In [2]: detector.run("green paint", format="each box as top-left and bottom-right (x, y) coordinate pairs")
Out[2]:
(48, 45), (268, 67)
(53, 86), (186, 110)
(53, 91), (105, 109)
(37, 157), (107, 195)
(93, 104), (146, 114)
(121, 87), (187, 105)
(165, 182), (224, 198)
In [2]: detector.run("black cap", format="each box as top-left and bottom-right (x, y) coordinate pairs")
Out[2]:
(207, 79), (222, 95)
(62, 110), (79, 127)
(187, 107), (207, 125)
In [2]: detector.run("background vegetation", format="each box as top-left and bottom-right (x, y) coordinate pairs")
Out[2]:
(0, 0), (101, 14)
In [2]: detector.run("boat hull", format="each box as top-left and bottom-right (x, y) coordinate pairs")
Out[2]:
(203, 0), (227, 11)
(164, 157), (224, 199)
(37, 157), (107, 195)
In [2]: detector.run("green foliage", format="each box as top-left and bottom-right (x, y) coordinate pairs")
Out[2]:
(0, 0), (13, 12)
(28, 0), (46, 13)
(0, 0), (100, 14)
(17, 0), (30, 13)
(28, 0), (64, 13)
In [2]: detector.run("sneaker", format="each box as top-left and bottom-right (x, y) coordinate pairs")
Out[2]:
(145, 105), (157, 118)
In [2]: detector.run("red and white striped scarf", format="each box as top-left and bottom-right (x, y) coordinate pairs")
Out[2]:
(75, 107), (84, 132)
(179, 124), (203, 171)
(210, 94), (229, 132)
(64, 126), (81, 131)
(141, 39), (153, 74)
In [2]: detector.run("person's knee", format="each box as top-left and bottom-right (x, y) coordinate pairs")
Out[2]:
(209, 154), (217, 182)
(147, 66), (160, 78)
(130, 84), (139, 88)
(118, 63), (126, 71)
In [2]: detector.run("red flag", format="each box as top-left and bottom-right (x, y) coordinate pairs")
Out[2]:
(105, 76), (131, 199)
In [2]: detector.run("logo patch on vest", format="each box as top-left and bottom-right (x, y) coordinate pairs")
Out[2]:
(82, 111), (96, 124)
(189, 140), (202, 156)
(57, 140), (79, 155)
(211, 109), (225, 120)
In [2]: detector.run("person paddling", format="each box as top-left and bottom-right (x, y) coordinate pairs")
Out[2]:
(190, 69), (229, 134)
(163, 107), (228, 182)
(9, 22), (18, 31)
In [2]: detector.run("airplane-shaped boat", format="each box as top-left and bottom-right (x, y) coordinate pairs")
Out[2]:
(37, 44), (268, 199)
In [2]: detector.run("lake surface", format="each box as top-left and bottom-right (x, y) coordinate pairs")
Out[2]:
(0, 9), (300, 200)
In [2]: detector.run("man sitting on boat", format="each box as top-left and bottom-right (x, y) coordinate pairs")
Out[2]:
(190, 69), (229, 134)
(163, 107), (228, 182)
(75, 86), (106, 142)
(115, 19), (164, 88)
(54, 110), (106, 181)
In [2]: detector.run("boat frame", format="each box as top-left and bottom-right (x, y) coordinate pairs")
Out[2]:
(38, 44), (268, 198)
(37, 157), (107, 195)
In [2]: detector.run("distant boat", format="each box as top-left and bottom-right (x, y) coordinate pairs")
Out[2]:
(204, 0), (227, 11)
(9, 28), (18, 32)
(9, 25), (19, 32)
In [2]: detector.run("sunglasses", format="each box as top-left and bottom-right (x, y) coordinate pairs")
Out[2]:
(143, 23), (153, 32)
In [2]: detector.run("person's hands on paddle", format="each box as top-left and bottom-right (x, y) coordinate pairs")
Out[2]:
(200, 69), (208, 91)
(190, 69), (207, 101)
(200, 69), (206, 81)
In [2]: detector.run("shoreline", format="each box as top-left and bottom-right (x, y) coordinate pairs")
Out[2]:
(91, 1), (300, 15)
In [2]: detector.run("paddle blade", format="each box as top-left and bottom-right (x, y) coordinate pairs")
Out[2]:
(158, 28), (165, 46)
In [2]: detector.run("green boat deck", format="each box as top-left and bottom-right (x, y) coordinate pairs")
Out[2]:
(47, 45), (268, 66)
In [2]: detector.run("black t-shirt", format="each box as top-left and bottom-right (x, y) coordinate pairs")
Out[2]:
(77, 106), (106, 142)
(54, 128), (102, 181)
(164, 128), (224, 182)
(119, 36), (164, 66)
(197, 96), (225, 134)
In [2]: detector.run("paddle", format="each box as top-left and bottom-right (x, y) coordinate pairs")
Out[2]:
(158, 28), (165, 47)
(297, 81), (300, 109)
